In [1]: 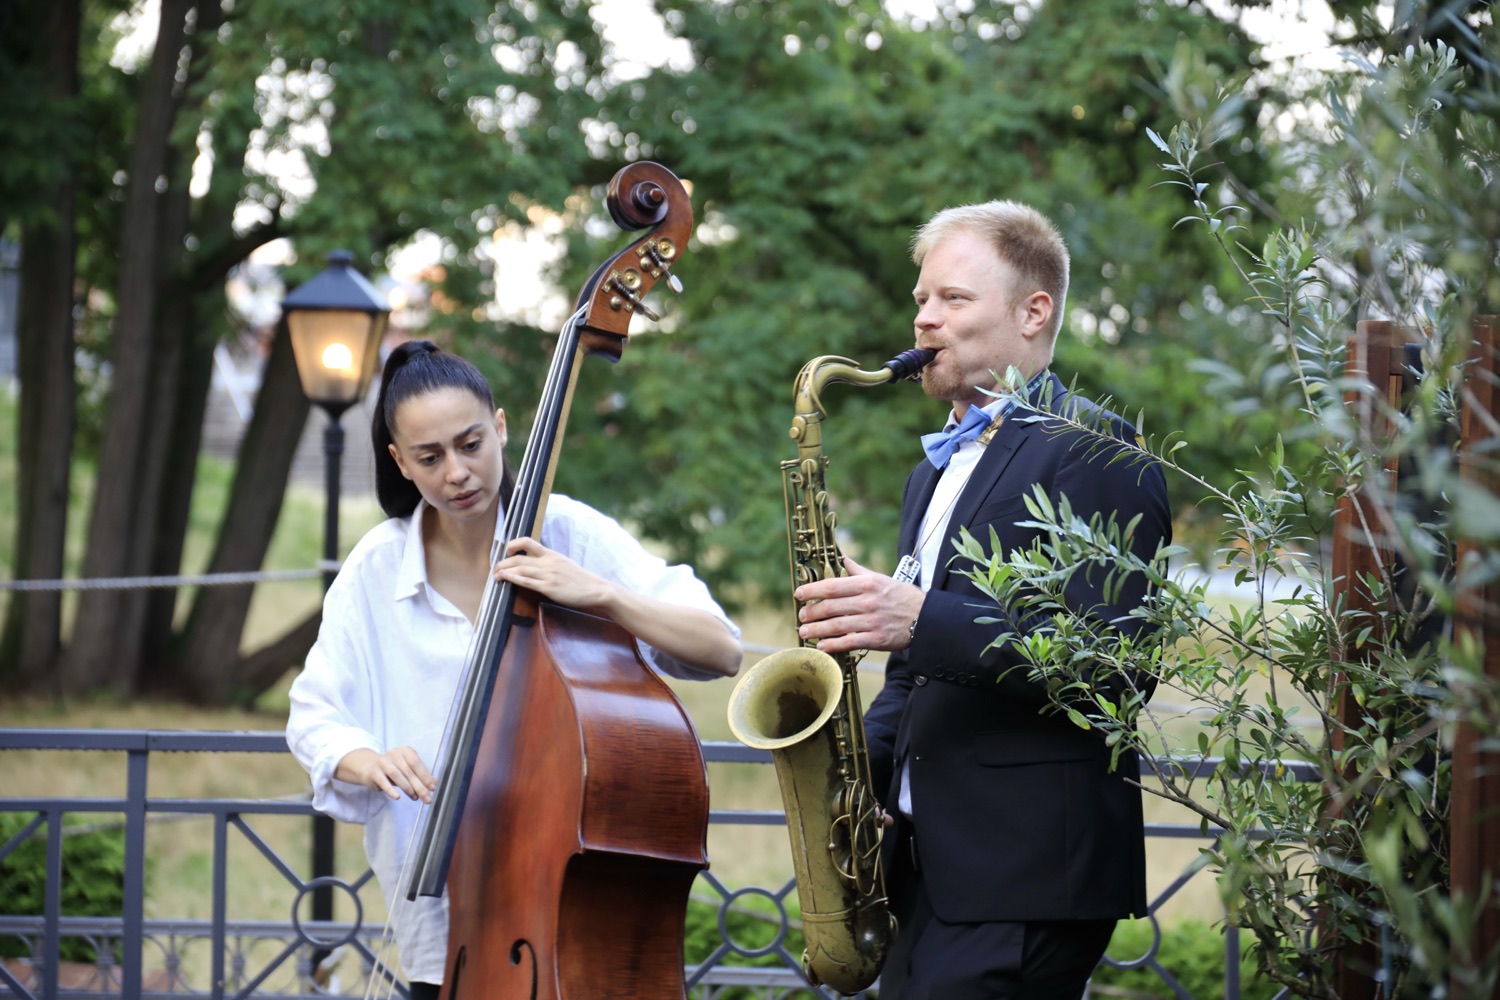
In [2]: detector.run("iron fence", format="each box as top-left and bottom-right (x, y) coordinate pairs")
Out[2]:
(0, 729), (1311, 999)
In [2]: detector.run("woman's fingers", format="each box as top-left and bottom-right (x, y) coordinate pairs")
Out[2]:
(373, 746), (435, 803)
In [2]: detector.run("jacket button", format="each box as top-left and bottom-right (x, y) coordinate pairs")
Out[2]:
(914, 675), (928, 686)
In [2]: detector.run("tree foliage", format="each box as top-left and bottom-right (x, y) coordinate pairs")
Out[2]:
(447, 0), (1272, 607)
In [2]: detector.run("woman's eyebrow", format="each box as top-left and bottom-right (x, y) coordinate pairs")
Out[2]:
(410, 422), (485, 450)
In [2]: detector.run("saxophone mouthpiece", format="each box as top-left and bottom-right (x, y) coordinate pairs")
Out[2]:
(882, 347), (937, 382)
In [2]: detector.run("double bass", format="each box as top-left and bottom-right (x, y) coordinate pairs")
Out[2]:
(406, 162), (709, 999)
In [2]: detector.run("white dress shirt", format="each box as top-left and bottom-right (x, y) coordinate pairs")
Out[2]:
(286, 493), (739, 984)
(900, 397), (1009, 817)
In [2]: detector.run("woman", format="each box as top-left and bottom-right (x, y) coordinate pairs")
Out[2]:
(286, 340), (741, 997)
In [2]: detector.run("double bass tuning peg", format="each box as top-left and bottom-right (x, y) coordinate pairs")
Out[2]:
(638, 238), (685, 295)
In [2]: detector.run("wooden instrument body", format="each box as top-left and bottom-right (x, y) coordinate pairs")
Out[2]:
(438, 586), (710, 999)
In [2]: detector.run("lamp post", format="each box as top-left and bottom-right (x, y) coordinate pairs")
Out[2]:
(283, 249), (388, 966)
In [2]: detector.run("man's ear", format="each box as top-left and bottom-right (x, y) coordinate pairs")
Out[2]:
(1018, 290), (1054, 340)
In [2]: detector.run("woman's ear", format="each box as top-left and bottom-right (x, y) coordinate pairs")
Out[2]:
(494, 408), (508, 449)
(388, 443), (413, 481)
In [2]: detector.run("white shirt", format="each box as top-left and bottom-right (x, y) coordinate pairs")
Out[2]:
(286, 493), (739, 984)
(901, 397), (1009, 817)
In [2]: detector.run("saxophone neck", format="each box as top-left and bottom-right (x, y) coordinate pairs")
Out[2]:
(788, 349), (935, 459)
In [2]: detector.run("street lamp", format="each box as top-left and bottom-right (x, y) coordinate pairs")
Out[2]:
(284, 249), (389, 588)
(282, 249), (388, 971)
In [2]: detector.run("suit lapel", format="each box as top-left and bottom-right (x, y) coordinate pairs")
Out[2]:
(898, 460), (940, 557)
(930, 430), (1026, 591)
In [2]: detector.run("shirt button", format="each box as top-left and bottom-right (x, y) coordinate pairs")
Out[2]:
(914, 675), (928, 686)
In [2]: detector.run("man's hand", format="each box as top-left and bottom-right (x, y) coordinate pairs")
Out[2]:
(794, 554), (924, 654)
(336, 746), (436, 803)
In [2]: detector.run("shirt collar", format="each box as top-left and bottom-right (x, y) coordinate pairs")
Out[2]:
(393, 502), (432, 603)
(392, 498), (507, 604)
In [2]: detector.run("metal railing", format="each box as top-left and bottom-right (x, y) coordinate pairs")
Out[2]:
(0, 729), (1310, 999)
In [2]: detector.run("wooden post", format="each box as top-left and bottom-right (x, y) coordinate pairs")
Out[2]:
(1451, 315), (1500, 999)
(1328, 320), (1413, 998)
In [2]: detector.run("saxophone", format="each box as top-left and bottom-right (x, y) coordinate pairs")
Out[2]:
(727, 347), (935, 996)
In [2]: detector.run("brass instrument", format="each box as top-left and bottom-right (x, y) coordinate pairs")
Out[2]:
(727, 347), (935, 996)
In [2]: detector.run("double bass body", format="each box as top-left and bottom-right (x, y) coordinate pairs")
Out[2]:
(441, 600), (709, 998)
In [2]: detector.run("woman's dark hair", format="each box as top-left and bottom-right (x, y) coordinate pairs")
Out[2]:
(372, 340), (516, 518)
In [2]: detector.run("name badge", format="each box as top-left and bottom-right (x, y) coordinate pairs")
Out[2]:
(893, 554), (921, 585)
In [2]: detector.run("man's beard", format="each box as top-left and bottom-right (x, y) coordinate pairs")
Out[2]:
(920, 367), (967, 402)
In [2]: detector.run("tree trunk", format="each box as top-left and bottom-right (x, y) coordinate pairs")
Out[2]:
(173, 323), (314, 704)
(0, 0), (81, 694)
(139, 288), (214, 674)
(63, 0), (192, 694)
(236, 608), (323, 706)
(142, 1), (263, 693)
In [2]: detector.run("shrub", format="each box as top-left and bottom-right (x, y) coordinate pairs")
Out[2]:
(1094, 918), (1281, 999)
(0, 811), (127, 963)
(957, 35), (1500, 999)
(684, 893), (817, 998)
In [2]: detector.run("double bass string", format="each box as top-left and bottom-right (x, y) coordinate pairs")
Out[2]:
(369, 305), (591, 998)
(405, 303), (588, 899)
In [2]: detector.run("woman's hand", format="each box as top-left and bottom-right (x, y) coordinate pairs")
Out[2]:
(493, 537), (614, 611)
(336, 746), (435, 803)
(495, 536), (741, 678)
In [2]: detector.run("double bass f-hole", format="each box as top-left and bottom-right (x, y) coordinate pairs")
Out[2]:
(405, 162), (709, 1000)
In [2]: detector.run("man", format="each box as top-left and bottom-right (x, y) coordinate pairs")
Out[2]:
(794, 201), (1172, 999)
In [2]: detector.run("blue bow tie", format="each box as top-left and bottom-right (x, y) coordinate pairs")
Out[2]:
(921, 406), (994, 469)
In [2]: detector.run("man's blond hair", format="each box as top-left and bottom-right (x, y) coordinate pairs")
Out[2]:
(911, 201), (1070, 340)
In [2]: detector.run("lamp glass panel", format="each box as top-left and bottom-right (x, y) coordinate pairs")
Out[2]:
(288, 309), (378, 405)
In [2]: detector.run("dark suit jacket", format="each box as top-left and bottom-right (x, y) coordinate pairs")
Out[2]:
(865, 374), (1172, 924)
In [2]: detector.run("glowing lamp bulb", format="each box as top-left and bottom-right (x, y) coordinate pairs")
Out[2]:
(322, 343), (355, 372)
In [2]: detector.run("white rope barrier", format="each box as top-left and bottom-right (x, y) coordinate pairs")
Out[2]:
(0, 561), (342, 592)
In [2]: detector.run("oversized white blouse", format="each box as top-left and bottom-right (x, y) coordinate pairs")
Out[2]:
(286, 493), (739, 984)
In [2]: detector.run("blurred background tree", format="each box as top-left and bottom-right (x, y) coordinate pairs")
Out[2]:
(4, 0), (1489, 705)
(450, 0), (1274, 607)
(0, 0), (604, 702)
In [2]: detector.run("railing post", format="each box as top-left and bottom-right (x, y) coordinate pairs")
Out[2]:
(121, 745), (148, 996)
(42, 808), (61, 1000)
(1452, 314), (1500, 999)
(211, 813), (229, 999)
